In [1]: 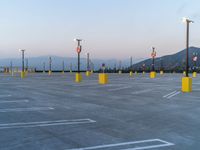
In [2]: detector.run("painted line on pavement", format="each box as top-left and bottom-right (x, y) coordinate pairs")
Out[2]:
(0, 107), (54, 112)
(66, 139), (174, 150)
(0, 100), (29, 104)
(0, 119), (96, 129)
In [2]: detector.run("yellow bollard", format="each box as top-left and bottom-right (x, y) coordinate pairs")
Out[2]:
(21, 71), (25, 78)
(129, 71), (133, 77)
(192, 72), (197, 78)
(48, 70), (52, 75)
(160, 70), (164, 75)
(150, 71), (156, 78)
(182, 77), (192, 92)
(99, 73), (108, 84)
(86, 71), (91, 77)
(75, 73), (82, 83)
(142, 71), (145, 75)
(62, 71), (64, 74)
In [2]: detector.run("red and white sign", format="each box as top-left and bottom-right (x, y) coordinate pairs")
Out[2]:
(151, 51), (156, 58)
(76, 46), (81, 53)
(193, 56), (198, 62)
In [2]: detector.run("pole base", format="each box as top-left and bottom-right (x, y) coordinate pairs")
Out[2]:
(183, 71), (186, 76)
(192, 72), (197, 78)
(150, 71), (156, 78)
(91, 70), (94, 74)
(48, 70), (52, 75)
(160, 70), (164, 75)
(118, 70), (122, 74)
(21, 71), (26, 78)
(86, 71), (91, 77)
(75, 73), (82, 83)
(129, 71), (133, 77)
(142, 71), (145, 75)
(99, 73), (108, 84)
(182, 77), (192, 92)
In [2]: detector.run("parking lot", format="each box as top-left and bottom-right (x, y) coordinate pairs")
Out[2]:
(0, 72), (199, 150)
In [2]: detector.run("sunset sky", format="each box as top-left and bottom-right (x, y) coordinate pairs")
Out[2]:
(0, 0), (200, 59)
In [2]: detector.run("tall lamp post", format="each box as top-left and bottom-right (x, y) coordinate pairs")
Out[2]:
(74, 39), (82, 82)
(20, 49), (25, 78)
(130, 56), (133, 76)
(182, 17), (193, 92)
(192, 52), (198, 77)
(150, 47), (156, 78)
(49, 57), (52, 75)
(86, 52), (91, 76)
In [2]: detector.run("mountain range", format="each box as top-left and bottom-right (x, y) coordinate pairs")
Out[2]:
(132, 47), (200, 71)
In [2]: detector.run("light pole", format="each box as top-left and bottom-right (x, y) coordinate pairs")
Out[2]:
(182, 17), (193, 92)
(86, 52), (91, 76)
(151, 47), (156, 71)
(62, 61), (65, 74)
(74, 39), (82, 82)
(192, 52), (198, 77)
(183, 17), (193, 77)
(49, 57), (52, 75)
(43, 62), (45, 73)
(20, 49), (25, 78)
(130, 56), (133, 76)
(150, 47), (156, 78)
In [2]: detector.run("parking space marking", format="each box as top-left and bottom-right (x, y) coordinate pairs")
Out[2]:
(167, 91), (181, 99)
(131, 89), (153, 95)
(0, 100), (29, 103)
(163, 91), (177, 98)
(0, 94), (12, 98)
(163, 91), (181, 99)
(66, 139), (174, 150)
(0, 119), (96, 129)
(0, 107), (54, 112)
(108, 86), (132, 91)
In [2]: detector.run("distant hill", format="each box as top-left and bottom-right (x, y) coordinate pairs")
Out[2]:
(0, 56), (143, 71)
(132, 47), (200, 71)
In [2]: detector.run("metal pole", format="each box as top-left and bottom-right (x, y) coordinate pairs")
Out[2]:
(87, 53), (90, 71)
(26, 59), (28, 72)
(49, 57), (52, 72)
(186, 21), (189, 77)
(43, 62), (45, 72)
(130, 56), (132, 71)
(62, 61), (65, 72)
(22, 50), (25, 72)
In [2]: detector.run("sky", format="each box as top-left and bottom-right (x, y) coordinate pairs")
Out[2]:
(0, 0), (200, 60)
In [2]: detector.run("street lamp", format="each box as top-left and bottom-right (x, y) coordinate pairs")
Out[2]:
(86, 52), (91, 76)
(74, 38), (82, 82)
(192, 52), (198, 77)
(150, 47), (156, 78)
(49, 57), (52, 75)
(19, 49), (25, 78)
(182, 17), (193, 92)
(130, 56), (133, 76)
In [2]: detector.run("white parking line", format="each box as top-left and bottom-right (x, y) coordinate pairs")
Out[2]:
(0, 119), (96, 129)
(0, 100), (29, 104)
(132, 89), (153, 95)
(167, 91), (181, 99)
(66, 139), (174, 150)
(0, 94), (12, 98)
(163, 91), (181, 99)
(163, 91), (177, 98)
(0, 107), (54, 112)
(108, 86), (132, 91)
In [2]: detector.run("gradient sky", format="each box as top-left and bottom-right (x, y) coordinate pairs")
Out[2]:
(0, 0), (200, 59)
